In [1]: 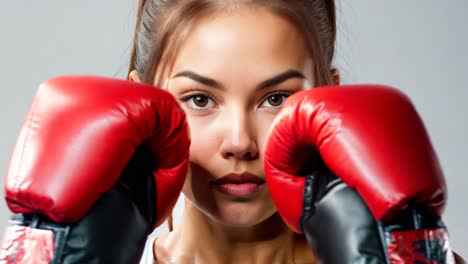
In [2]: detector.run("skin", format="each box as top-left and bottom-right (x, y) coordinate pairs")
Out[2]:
(131, 6), (317, 263)
(129, 5), (466, 264)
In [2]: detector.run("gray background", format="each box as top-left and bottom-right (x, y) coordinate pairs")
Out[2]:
(1, 0), (466, 257)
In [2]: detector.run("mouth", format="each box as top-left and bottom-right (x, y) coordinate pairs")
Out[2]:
(211, 172), (266, 197)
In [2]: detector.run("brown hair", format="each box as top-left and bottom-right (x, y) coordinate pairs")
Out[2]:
(128, 0), (337, 231)
(128, 0), (336, 86)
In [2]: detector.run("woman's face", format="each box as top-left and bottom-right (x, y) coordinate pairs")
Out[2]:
(164, 6), (313, 226)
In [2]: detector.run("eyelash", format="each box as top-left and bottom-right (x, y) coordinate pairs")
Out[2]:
(178, 91), (216, 112)
(259, 91), (293, 109)
(178, 90), (293, 112)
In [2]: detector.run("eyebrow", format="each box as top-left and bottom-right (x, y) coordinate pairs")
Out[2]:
(172, 69), (306, 90)
(172, 71), (222, 89)
(257, 70), (305, 90)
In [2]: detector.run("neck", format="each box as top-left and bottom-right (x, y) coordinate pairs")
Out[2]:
(173, 198), (296, 263)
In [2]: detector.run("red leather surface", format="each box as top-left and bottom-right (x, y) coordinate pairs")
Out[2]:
(4, 76), (190, 226)
(264, 85), (446, 232)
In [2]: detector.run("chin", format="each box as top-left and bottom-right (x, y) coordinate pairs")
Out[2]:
(184, 177), (278, 227)
(210, 197), (277, 227)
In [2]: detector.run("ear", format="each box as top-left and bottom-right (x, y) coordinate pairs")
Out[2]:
(330, 68), (340, 85)
(128, 70), (142, 83)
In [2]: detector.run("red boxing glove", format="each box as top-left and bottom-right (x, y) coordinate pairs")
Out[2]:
(1, 76), (190, 263)
(265, 85), (455, 263)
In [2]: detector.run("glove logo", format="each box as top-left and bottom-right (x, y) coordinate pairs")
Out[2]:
(388, 228), (451, 264)
(0, 226), (54, 264)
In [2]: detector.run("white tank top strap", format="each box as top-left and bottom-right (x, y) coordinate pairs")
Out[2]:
(139, 236), (157, 264)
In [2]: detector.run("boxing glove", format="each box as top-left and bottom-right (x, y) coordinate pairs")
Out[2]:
(264, 85), (455, 263)
(0, 76), (190, 263)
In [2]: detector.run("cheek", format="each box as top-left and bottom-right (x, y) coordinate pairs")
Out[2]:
(186, 115), (219, 163)
(255, 112), (278, 159)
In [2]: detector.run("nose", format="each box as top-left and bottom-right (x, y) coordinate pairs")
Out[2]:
(219, 109), (258, 160)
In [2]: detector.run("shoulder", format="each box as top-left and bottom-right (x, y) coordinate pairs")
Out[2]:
(152, 232), (189, 264)
(455, 252), (466, 264)
(293, 234), (319, 264)
(139, 235), (177, 264)
(139, 236), (157, 264)
(153, 236), (173, 264)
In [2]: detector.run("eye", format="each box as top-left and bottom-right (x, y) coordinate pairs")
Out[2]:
(260, 92), (291, 109)
(179, 93), (216, 111)
(192, 95), (210, 107)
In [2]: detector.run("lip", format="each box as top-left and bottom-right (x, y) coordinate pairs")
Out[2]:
(211, 172), (266, 197)
(214, 172), (266, 185)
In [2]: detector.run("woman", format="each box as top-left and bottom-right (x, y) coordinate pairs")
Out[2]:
(129, 1), (333, 262)
(127, 1), (464, 263)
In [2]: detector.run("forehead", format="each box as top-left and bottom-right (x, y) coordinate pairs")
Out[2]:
(170, 6), (311, 80)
